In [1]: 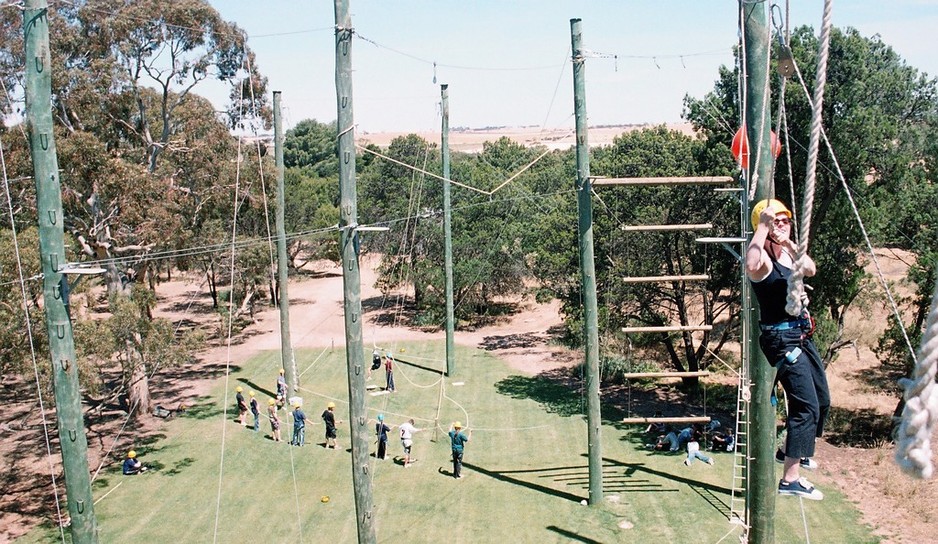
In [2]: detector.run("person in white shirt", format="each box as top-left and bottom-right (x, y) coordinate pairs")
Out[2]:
(398, 419), (421, 467)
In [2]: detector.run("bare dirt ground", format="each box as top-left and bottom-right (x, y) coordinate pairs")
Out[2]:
(1, 252), (935, 543)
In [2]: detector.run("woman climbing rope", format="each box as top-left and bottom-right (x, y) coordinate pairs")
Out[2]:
(746, 198), (829, 501)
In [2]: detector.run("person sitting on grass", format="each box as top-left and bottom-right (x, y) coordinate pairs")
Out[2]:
(122, 450), (147, 475)
(711, 427), (736, 452)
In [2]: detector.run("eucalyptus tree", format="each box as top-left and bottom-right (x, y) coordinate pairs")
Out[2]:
(0, 0), (268, 415)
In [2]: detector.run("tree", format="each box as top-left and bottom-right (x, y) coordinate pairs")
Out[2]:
(685, 26), (938, 369)
(0, 0), (270, 416)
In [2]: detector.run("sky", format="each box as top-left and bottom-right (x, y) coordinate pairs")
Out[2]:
(206, 1), (938, 133)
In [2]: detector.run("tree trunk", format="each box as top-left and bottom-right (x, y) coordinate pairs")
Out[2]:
(128, 358), (152, 418)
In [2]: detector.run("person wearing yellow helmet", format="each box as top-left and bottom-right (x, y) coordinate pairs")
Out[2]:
(322, 402), (341, 450)
(448, 422), (471, 479)
(123, 450), (146, 475)
(267, 398), (282, 442)
(235, 386), (248, 426)
(746, 198), (828, 501)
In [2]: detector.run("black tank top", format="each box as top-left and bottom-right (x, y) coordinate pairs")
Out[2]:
(751, 259), (793, 324)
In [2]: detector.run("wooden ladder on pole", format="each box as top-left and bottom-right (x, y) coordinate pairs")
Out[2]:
(594, 175), (733, 424)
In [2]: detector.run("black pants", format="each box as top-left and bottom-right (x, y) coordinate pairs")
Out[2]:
(452, 450), (463, 477)
(760, 328), (830, 459)
(377, 439), (387, 459)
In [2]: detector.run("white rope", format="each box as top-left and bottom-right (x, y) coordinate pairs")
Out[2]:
(786, 0), (833, 317)
(895, 275), (938, 479)
(788, 53), (919, 366)
(394, 362), (445, 389)
(212, 65), (248, 544)
(2, 136), (68, 543)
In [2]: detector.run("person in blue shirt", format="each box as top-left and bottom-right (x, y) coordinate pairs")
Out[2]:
(448, 422), (471, 479)
(291, 404), (307, 446)
(375, 414), (392, 460)
(747, 199), (827, 501)
(122, 450), (146, 475)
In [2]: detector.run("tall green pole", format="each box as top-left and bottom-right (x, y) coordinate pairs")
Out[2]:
(273, 92), (298, 398)
(23, 1), (98, 541)
(333, 2), (376, 543)
(441, 84), (455, 377)
(743, 2), (776, 542)
(570, 18), (603, 506)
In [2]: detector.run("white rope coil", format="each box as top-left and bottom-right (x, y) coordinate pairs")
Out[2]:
(786, 0), (833, 317)
(895, 275), (938, 479)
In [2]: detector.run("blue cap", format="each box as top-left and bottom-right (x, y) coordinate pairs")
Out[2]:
(377, 414), (384, 421)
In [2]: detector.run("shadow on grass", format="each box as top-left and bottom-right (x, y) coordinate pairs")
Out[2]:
(237, 378), (276, 399)
(394, 355), (445, 375)
(164, 457), (196, 476)
(599, 455), (732, 518)
(546, 526), (602, 544)
(179, 400), (223, 421)
(494, 374), (584, 418)
(461, 461), (585, 503)
(821, 406), (895, 448)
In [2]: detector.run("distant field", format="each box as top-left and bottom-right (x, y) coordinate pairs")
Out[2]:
(21, 340), (876, 543)
(357, 123), (696, 152)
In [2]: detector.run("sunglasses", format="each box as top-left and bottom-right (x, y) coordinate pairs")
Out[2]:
(773, 218), (791, 227)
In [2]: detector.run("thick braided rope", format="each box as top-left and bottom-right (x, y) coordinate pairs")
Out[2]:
(786, 0), (833, 317)
(895, 276), (938, 479)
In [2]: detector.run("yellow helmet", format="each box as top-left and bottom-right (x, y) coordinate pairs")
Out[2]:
(751, 198), (792, 231)
(128, 450), (137, 459)
(268, 399), (275, 405)
(327, 402), (336, 409)
(249, 391), (255, 397)
(280, 368), (285, 375)
(453, 421), (462, 429)
(236, 386), (243, 393)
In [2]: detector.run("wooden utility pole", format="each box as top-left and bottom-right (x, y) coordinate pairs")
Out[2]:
(273, 91), (298, 397)
(441, 84), (456, 376)
(742, 2), (776, 542)
(570, 18), (603, 506)
(23, 0), (98, 541)
(333, 2), (376, 542)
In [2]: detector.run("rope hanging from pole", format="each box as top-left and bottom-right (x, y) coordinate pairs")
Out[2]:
(895, 275), (938, 479)
(786, 0), (833, 317)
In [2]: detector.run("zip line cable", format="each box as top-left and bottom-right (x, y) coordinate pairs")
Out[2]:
(2, 134), (68, 544)
(212, 65), (249, 544)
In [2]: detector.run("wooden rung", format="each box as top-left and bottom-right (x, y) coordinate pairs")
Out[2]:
(620, 371), (710, 379)
(621, 416), (712, 424)
(621, 325), (713, 333)
(621, 274), (710, 283)
(696, 237), (747, 243)
(592, 176), (733, 186)
(622, 223), (712, 232)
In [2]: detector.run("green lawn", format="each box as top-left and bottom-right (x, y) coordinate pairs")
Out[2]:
(23, 342), (878, 543)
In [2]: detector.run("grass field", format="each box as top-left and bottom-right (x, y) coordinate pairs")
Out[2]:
(23, 341), (878, 543)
